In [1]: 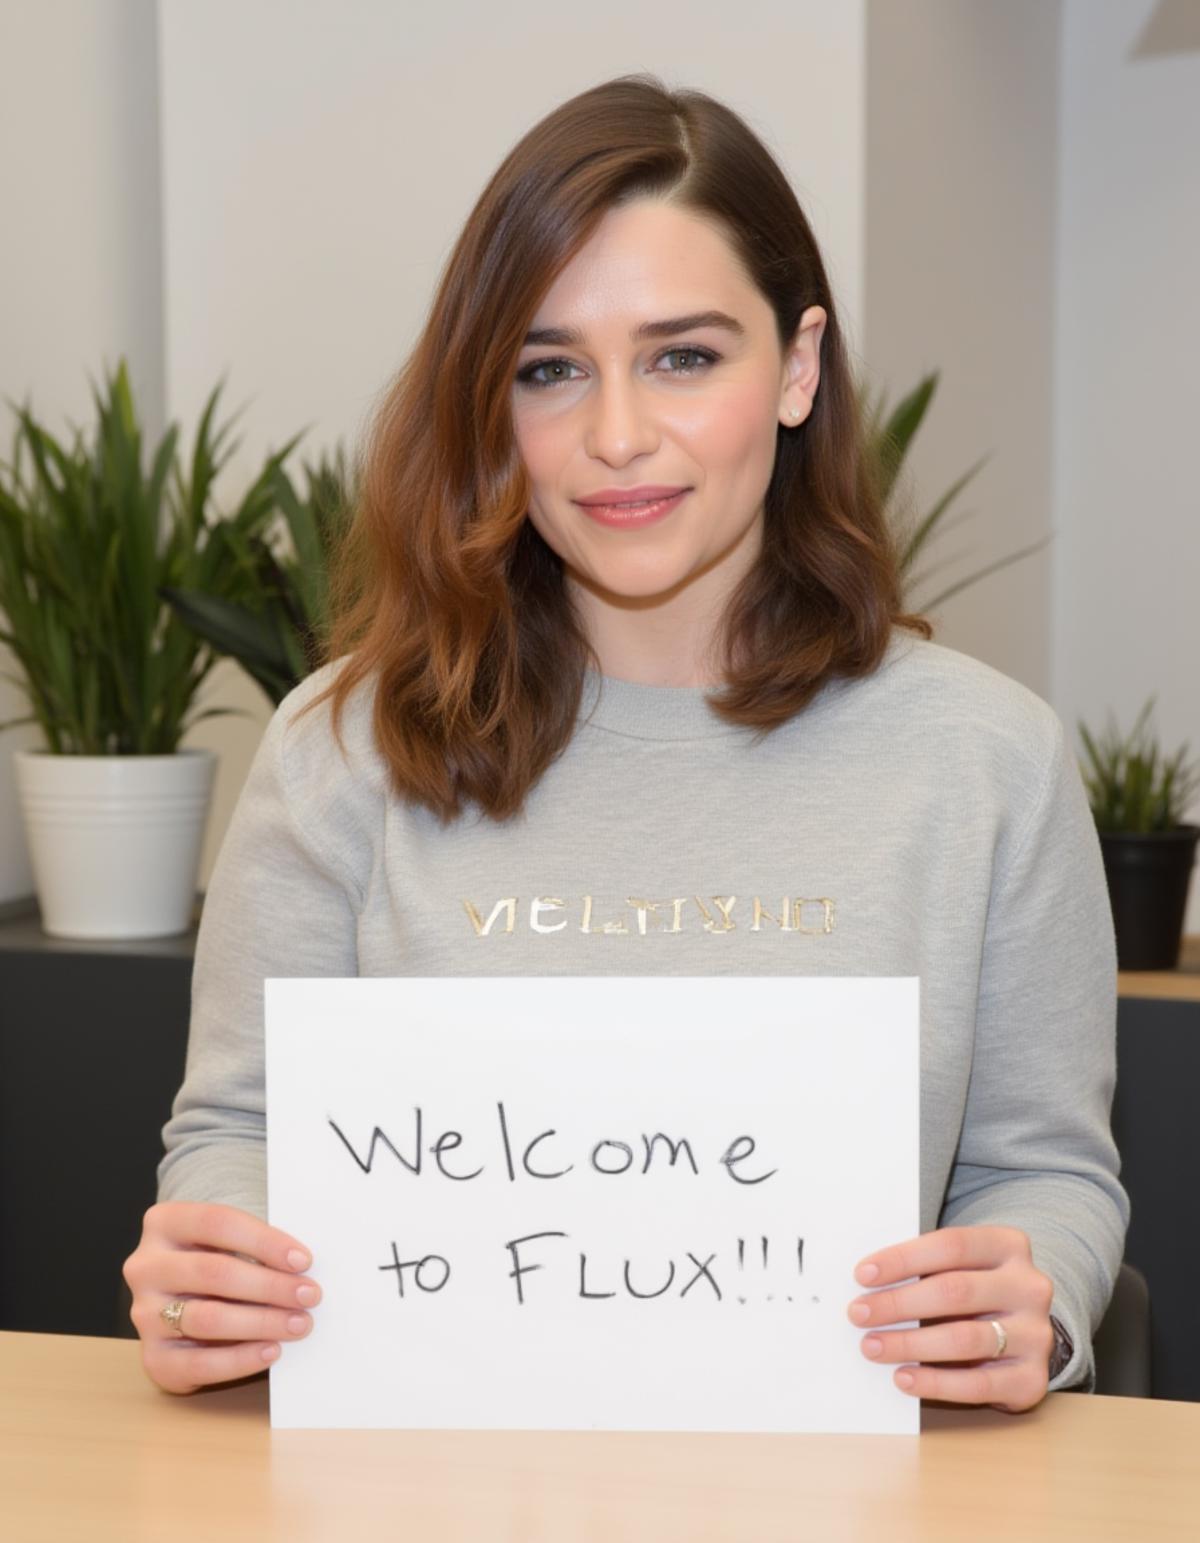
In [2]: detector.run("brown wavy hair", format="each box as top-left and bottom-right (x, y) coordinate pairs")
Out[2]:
(293, 72), (933, 823)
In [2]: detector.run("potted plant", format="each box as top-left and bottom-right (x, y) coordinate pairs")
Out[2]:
(0, 357), (302, 939)
(861, 369), (1053, 607)
(1077, 697), (1200, 970)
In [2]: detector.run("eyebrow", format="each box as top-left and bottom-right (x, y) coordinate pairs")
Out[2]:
(522, 309), (747, 348)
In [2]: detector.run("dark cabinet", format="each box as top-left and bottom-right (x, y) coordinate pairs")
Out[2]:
(0, 895), (197, 1338)
(1110, 990), (1200, 1402)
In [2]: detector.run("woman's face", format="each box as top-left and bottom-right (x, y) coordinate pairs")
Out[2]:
(512, 196), (826, 656)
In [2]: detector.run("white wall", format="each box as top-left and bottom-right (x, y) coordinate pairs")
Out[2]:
(1052, 0), (1200, 932)
(0, 0), (164, 901)
(864, 0), (1061, 700)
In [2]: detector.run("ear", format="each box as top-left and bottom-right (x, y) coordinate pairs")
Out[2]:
(779, 305), (827, 429)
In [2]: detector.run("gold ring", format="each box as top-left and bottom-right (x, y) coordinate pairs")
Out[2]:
(160, 1298), (187, 1337)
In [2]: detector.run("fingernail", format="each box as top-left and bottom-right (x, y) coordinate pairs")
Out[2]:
(287, 1249), (311, 1272)
(863, 1336), (883, 1358)
(286, 1314), (311, 1336)
(896, 1371), (915, 1390)
(856, 1263), (880, 1284)
(849, 1302), (871, 1325)
(296, 1285), (320, 1307)
(261, 1344), (280, 1363)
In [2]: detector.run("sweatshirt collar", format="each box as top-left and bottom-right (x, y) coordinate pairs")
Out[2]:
(577, 667), (755, 741)
(575, 630), (914, 742)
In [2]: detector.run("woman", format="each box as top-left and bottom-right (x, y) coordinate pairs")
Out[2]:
(123, 74), (1127, 1412)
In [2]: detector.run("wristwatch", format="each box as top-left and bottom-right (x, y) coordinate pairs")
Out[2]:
(1048, 1314), (1074, 1381)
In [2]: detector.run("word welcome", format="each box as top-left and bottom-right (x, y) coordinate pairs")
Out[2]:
(329, 1102), (779, 1185)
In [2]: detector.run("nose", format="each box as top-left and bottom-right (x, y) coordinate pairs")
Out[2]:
(583, 370), (661, 465)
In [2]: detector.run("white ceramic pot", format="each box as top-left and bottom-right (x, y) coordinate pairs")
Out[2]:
(13, 748), (216, 940)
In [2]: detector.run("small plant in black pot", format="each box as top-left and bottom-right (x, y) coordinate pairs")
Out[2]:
(1077, 697), (1200, 970)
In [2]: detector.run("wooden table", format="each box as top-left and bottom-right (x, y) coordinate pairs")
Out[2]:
(1118, 933), (1200, 1001)
(3, 1332), (1199, 1541)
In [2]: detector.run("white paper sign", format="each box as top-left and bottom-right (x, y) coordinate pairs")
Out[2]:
(265, 975), (919, 1433)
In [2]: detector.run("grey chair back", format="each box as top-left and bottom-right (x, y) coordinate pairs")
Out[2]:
(1091, 1261), (1151, 1397)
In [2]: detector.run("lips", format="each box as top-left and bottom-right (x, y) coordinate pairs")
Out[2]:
(574, 485), (688, 506)
(575, 489), (689, 529)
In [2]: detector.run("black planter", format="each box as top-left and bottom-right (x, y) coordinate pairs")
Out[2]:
(1097, 824), (1200, 970)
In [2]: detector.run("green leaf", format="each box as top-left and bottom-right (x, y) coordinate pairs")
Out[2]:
(160, 586), (294, 673)
(917, 534), (1054, 610)
(896, 457), (991, 575)
(872, 373), (937, 506)
(1075, 694), (1200, 831)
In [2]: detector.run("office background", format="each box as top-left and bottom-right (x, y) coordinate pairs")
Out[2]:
(0, 0), (1197, 916)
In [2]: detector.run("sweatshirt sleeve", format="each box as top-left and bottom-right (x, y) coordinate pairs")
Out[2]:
(156, 678), (363, 1222)
(938, 705), (1130, 1393)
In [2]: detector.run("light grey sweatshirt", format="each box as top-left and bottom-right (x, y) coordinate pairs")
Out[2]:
(158, 627), (1129, 1393)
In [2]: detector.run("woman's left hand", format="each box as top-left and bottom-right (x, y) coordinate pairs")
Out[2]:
(847, 1224), (1056, 1413)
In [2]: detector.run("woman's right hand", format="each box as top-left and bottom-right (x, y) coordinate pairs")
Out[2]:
(122, 1201), (323, 1394)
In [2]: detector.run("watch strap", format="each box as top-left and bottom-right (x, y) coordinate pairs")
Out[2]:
(1048, 1313), (1074, 1381)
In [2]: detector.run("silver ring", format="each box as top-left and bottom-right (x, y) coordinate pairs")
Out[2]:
(160, 1298), (187, 1337)
(988, 1318), (1008, 1358)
